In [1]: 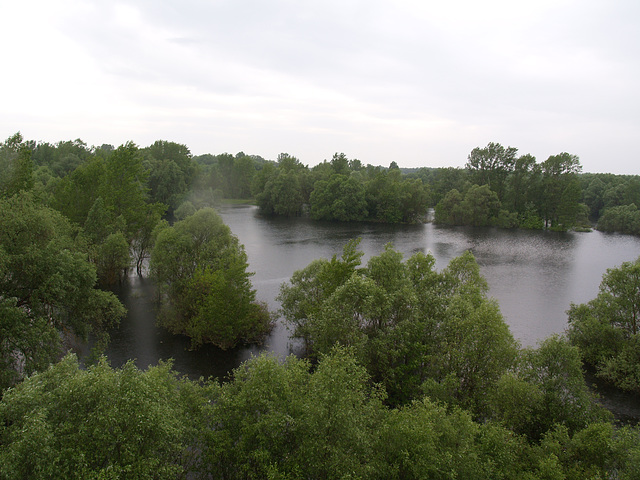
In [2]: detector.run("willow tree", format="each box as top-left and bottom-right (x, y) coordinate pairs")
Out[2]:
(150, 208), (272, 349)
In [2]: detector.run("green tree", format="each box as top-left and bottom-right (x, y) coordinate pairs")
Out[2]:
(310, 174), (368, 221)
(0, 193), (125, 389)
(0, 354), (208, 479)
(364, 169), (429, 223)
(174, 200), (197, 220)
(204, 347), (386, 480)
(461, 184), (501, 226)
(541, 152), (582, 229)
(465, 142), (517, 200)
(504, 153), (538, 216)
(330, 152), (350, 175)
(582, 175), (606, 219)
(280, 242), (517, 411)
(94, 232), (131, 286)
(31, 138), (92, 177)
(0, 132), (34, 198)
(490, 336), (609, 441)
(0, 298), (59, 392)
(150, 208), (272, 349)
(567, 256), (640, 391)
(597, 204), (640, 235)
(278, 239), (363, 351)
(52, 156), (106, 225)
(434, 188), (466, 225)
(256, 169), (305, 216)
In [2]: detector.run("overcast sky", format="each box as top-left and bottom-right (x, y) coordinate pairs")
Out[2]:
(1, 0), (639, 173)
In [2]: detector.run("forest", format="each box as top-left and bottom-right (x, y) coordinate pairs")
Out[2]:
(1, 132), (640, 479)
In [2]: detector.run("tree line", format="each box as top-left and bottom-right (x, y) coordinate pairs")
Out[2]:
(4, 132), (640, 232)
(413, 142), (640, 233)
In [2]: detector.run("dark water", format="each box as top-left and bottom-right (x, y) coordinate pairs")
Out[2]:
(103, 205), (640, 419)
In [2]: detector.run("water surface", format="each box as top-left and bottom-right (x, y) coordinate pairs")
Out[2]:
(103, 205), (640, 418)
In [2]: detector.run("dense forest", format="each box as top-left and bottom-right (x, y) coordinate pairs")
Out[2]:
(1, 132), (640, 478)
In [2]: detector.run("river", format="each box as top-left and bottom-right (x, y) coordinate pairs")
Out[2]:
(104, 204), (640, 420)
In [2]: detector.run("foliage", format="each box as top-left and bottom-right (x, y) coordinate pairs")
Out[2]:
(51, 142), (166, 277)
(150, 208), (273, 349)
(278, 238), (363, 350)
(0, 298), (59, 392)
(2, 348), (630, 479)
(0, 193), (125, 390)
(205, 347), (386, 480)
(93, 232), (131, 286)
(280, 241), (518, 411)
(310, 174), (368, 221)
(195, 151), (264, 200)
(174, 200), (197, 220)
(567, 256), (640, 391)
(256, 168), (306, 216)
(434, 188), (466, 224)
(489, 336), (609, 441)
(252, 153), (429, 223)
(31, 138), (92, 177)
(0, 354), (208, 479)
(142, 140), (198, 211)
(597, 204), (640, 235)
(435, 184), (501, 227)
(465, 142), (518, 200)
(0, 132), (34, 198)
(540, 153), (583, 229)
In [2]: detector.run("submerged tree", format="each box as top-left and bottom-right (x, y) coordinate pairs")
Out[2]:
(150, 208), (272, 349)
(279, 241), (518, 410)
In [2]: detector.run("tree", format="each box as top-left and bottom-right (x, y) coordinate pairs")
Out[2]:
(100, 141), (163, 245)
(31, 138), (92, 177)
(52, 156), (106, 225)
(150, 208), (272, 349)
(0, 132), (34, 197)
(461, 184), (501, 226)
(567, 256), (640, 391)
(541, 152), (582, 228)
(256, 169), (305, 216)
(280, 242), (517, 411)
(330, 152), (350, 175)
(204, 347), (386, 480)
(310, 174), (368, 221)
(0, 298), (59, 392)
(278, 239), (363, 351)
(0, 193), (125, 389)
(465, 142), (517, 200)
(489, 336), (609, 441)
(434, 188), (466, 225)
(364, 169), (429, 223)
(504, 153), (538, 216)
(0, 354), (207, 479)
(597, 204), (640, 235)
(94, 232), (131, 286)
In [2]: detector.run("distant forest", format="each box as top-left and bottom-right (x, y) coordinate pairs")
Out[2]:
(2, 134), (638, 234)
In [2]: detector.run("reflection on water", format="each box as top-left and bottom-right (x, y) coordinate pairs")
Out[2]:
(102, 204), (640, 418)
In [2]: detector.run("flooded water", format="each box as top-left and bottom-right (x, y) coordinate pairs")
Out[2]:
(103, 204), (640, 418)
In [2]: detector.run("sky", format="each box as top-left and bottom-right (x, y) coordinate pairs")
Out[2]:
(1, 0), (639, 174)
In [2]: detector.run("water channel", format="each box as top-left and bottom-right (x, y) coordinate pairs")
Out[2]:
(104, 204), (640, 420)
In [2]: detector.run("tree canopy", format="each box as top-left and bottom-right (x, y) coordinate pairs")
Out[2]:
(150, 208), (272, 349)
(567, 256), (640, 391)
(0, 192), (125, 390)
